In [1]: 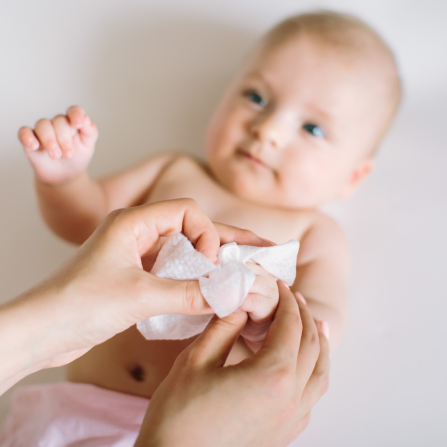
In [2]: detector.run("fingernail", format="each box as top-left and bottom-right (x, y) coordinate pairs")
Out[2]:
(64, 150), (73, 158)
(295, 292), (307, 304)
(280, 281), (290, 290)
(319, 320), (330, 340)
(29, 139), (39, 150)
(51, 149), (62, 159)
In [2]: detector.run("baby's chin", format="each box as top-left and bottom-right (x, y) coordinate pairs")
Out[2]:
(209, 164), (264, 202)
(209, 165), (331, 210)
(208, 163), (292, 209)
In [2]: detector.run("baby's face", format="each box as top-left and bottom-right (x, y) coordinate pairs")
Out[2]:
(205, 35), (388, 208)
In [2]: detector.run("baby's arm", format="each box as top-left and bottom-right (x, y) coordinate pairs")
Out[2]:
(18, 106), (176, 244)
(292, 215), (350, 351)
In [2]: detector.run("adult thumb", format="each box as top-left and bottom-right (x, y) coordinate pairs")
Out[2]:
(132, 269), (213, 319)
(185, 312), (248, 368)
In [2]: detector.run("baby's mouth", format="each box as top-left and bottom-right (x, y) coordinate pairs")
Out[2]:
(236, 149), (270, 170)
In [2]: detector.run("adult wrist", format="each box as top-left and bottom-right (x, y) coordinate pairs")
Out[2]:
(0, 283), (66, 394)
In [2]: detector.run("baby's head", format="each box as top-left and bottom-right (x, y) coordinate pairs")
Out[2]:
(205, 11), (402, 208)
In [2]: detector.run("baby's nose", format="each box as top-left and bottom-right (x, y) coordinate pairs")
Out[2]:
(249, 112), (294, 149)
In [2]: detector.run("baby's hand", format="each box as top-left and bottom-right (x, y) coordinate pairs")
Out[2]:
(18, 106), (98, 185)
(239, 264), (280, 351)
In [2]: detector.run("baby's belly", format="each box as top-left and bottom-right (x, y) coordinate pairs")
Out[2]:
(66, 325), (252, 398)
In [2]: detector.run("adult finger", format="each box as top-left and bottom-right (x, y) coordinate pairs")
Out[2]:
(300, 320), (330, 410)
(214, 222), (275, 248)
(180, 312), (248, 369)
(137, 199), (219, 262)
(127, 271), (214, 318)
(281, 412), (311, 447)
(294, 292), (321, 391)
(182, 201), (220, 261)
(254, 281), (302, 367)
(99, 200), (220, 264)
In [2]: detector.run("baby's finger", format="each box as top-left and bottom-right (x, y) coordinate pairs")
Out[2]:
(66, 105), (86, 129)
(242, 264), (278, 321)
(34, 119), (62, 159)
(66, 106), (98, 148)
(240, 314), (271, 344)
(52, 115), (75, 158)
(242, 286), (278, 323)
(18, 126), (39, 151)
(246, 263), (275, 280)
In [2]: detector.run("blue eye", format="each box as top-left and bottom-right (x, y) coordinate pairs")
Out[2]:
(302, 123), (325, 138)
(246, 90), (267, 107)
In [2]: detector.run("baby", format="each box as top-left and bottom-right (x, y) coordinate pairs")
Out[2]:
(15, 9), (401, 441)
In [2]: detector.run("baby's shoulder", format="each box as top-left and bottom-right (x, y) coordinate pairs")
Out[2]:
(292, 210), (350, 266)
(152, 153), (209, 185)
(162, 153), (207, 175)
(146, 153), (217, 204)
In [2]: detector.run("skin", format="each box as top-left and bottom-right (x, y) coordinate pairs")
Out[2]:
(0, 199), (270, 394)
(135, 284), (330, 447)
(0, 199), (330, 444)
(205, 35), (388, 208)
(16, 32), (392, 436)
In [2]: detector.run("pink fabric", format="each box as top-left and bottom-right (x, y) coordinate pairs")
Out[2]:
(0, 382), (150, 446)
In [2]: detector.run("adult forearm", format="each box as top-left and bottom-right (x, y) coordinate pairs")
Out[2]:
(35, 172), (108, 244)
(0, 286), (61, 395)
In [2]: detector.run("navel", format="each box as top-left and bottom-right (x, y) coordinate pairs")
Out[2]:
(129, 364), (146, 382)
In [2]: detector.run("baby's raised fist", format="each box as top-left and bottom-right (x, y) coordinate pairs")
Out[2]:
(18, 106), (98, 185)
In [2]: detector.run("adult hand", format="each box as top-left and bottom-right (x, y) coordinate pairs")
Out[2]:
(136, 282), (330, 447)
(0, 199), (269, 394)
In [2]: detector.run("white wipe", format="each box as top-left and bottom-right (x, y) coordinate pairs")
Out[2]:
(137, 233), (299, 340)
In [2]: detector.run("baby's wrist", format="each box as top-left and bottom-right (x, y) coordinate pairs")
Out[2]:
(35, 170), (89, 189)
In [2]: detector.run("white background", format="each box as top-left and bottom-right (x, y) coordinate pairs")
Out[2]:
(1, 0), (446, 445)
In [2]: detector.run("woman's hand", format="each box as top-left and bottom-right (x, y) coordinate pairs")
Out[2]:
(136, 281), (330, 447)
(0, 199), (269, 394)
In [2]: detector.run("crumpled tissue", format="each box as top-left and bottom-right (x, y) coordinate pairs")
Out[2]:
(137, 233), (299, 340)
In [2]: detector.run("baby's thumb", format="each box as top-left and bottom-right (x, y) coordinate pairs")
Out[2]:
(186, 312), (248, 368)
(78, 117), (98, 148)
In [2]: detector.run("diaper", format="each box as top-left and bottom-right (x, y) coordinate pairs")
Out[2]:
(0, 382), (149, 447)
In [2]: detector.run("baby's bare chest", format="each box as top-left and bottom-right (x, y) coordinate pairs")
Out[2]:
(146, 159), (310, 244)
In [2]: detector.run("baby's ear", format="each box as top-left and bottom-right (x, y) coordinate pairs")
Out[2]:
(338, 157), (375, 199)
